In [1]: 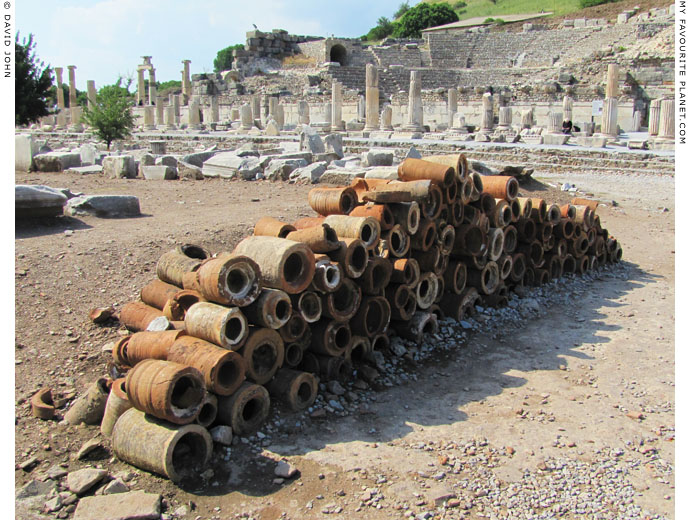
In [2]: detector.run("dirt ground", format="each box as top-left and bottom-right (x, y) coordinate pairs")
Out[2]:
(15, 166), (674, 519)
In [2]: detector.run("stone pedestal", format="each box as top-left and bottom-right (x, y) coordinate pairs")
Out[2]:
(173, 95), (181, 120)
(364, 64), (379, 131)
(69, 106), (83, 132)
(164, 106), (176, 130)
(298, 100), (310, 125)
(323, 102), (332, 129)
(331, 81), (344, 131)
(188, 100), (201, 129)
(480, 92), (493, 133)
(210, 96), (220, 124)
(56, 109), (67, 129)
(143, 106), (156, 130)
(357, 95), (365, 122)
(380, 105), (393, 131)
(275, 105), (285, 129)
(404, 70), (424, 132)
(137, 68), (146, 105)
(497, 107), (512, 131)
(67, 65), (77, 107)
(154, 97), (164, 126)
(601, 98), (618, 137)
(648, 99), (662, 136)
(632, 110), (642, 132)
(55, 67), (65, 110)
(519, 108), (533, 129)
(447, 88), (457, 128)
(546, 111), (563, 134)
(151, 141), (167, 155)
(86, 80), (97, 110)
(563, 95), (573, 122)
(240, 103), (253, 130)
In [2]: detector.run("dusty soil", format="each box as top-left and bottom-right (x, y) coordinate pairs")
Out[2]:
(15, 166), (674, 519)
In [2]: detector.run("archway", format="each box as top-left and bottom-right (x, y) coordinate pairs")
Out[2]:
(329, 44), (347, 66)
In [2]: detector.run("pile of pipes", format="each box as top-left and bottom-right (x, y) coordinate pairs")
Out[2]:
(91, 154), (622, 483)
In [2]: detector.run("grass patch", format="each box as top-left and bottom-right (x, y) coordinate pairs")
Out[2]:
(424, 0), (581, 21)
(282, 54), (317, 68)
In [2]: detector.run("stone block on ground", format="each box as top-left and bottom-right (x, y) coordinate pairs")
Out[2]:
(66, 468), (108, 495)
(323, 134), (344, 158)
(300, 128), (326, 154)
(65, 165), (103, 175)
(202, 152), (262, 180)
(16, 134), (38, 171)
(73, 491), (161, 520)
(364, 166), (399, 180)
(264, 159), (308, 181)
(15, 185), (68, 218)
(177, 161), (204, 180)
(362, 149), (394, 167)
(33, 152), (82, 172)
(65, 195), (141, 218)
(141, 165), (177, 180)
(154, 155), (178, 168)
(318, 168), (366, 185)
(102, 155), (137, 179)
(290, 161), (327, 183)
(543, 134), (570, 146)
(79, 143), (98, 166)
(181, 149), (217, 167)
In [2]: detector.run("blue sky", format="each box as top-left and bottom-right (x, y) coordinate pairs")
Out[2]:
(17, 0), (412, 91)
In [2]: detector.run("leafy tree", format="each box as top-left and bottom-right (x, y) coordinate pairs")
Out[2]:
(213, 44), (244, 72)
(392, 2), (459, 38)
(366, 16), (395, 41)
(394, 1), (411, 19)
(15, 32), (53, 126)
(82, 78), (135, 150)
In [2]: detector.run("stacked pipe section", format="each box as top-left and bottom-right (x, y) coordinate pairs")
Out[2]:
(98, 154), (621, 484)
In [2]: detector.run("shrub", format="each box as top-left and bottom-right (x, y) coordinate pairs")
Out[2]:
(82, 79), (135, 150)
(366, 16), (395, 41)
(213, 44), (244, 72)
(392, 2), (459, 38)
(579, 0), (619, 8)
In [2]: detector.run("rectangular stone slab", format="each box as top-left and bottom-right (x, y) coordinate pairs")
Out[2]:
(73, 491), (161, 520)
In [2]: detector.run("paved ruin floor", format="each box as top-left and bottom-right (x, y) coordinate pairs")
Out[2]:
(15, 168), (674, 519)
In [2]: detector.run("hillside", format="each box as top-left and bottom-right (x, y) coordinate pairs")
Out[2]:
(420, 0), (674, 25)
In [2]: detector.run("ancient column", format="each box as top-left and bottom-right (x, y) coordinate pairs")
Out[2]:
(480, 92), (493, 133)
(331, 80), (344, 130)
(405, 70), (424, 132)
(155, 96), (165, 126)
(240, 103), (253, 130)
(657, 99), (674, 141)
(648, 98), (662, 136)
(601, 64), (619, 137)
(144, 106), (156, 130)
(182, 60), (192, 103)
(210, 96), (220, 124)
(230, 108), (240, 121)
(251, 95), (261, 122)
(632, 110), (642, 132)
(137, 68), (146, 105)
(547, 111), (563, 134)
(497, 106), (512, 131)
(323, 102), (332, 128)
(447, 88), (457, 128)
(67, 65), (77, 107)
(86, 80), (97, 110)
(298, 100), (310, 125)
(275, 104), (285, 129)
(268, 97), (278, 121)
(56, 110), (67, 130)
(54, 67), (65, 110)
(519, 108), (533, 129)
(380, 105), (393, 131)
(69, 106), (83, 132)
(364, 64), (380, 131)
(173, 94), (181, 120)
(188, 99), (201, 129)
(148, 68), (157, 105)
(562, 95), (573, 122)
(357, 95), (365, 122)
(165, 106), (177, 130)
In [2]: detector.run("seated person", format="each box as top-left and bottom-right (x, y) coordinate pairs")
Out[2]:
(562, 120), (573, 134)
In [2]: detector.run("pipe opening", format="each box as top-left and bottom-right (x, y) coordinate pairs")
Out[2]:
(421, 319), (435, 335)
(180, 245), (208, 260)
(409, 208), (420, 231)
(283, 253), (306, 285)
(443, 230), (454, 250)
(288, 316), (306, 338)
(242, 397), (262, 422)
(390, 230), (403, 252)
(563, 256), (576, 273)
(501, 207), (512, 225)
(501, 259), (512, 279)
(226, 267), (250, 295)
(299, 294), (320, 321)
(507, 179), (519, 199)
(503, 227), (517, 252)
(360, 224), (374, 245)
(334, 326), (351, 350)
(394, 288), (407, 308)
(275, 300), (291, 321)
(172, 431), (208, 478)
(297, 381), (313, 404)
(197, 401), (217, 426)
(333, 283), (355, 313)
(285, 343), (303, 366)
(217, 360), (240, 389)
(371, 335), (389, 351)
(177, 294), (200, 313)
(350, 341), (367, 363)
(325, 266), (339, 285)
(170, 376), (203, 410)
(324, 226), (338, 244)
(341, 193), (356, 214)
(252, 343), (276, 376)
(512, 256), (526, 278)
(424, 226), (435, 249)
(365, 302), (383, 333)
(419, 279), (430, 299)
(404, 295), (416, 315)
(350, 246), (367, 272)
(224, 317), (244, 343)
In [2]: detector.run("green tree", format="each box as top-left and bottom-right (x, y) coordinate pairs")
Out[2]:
(15, 33), (53, 126)
(394, 1), (411, 19)
(366, 16), (395, 41)
(392, 2), (459, 38)
(213, 44), (244, 72)
(82, 78), (135, 150)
